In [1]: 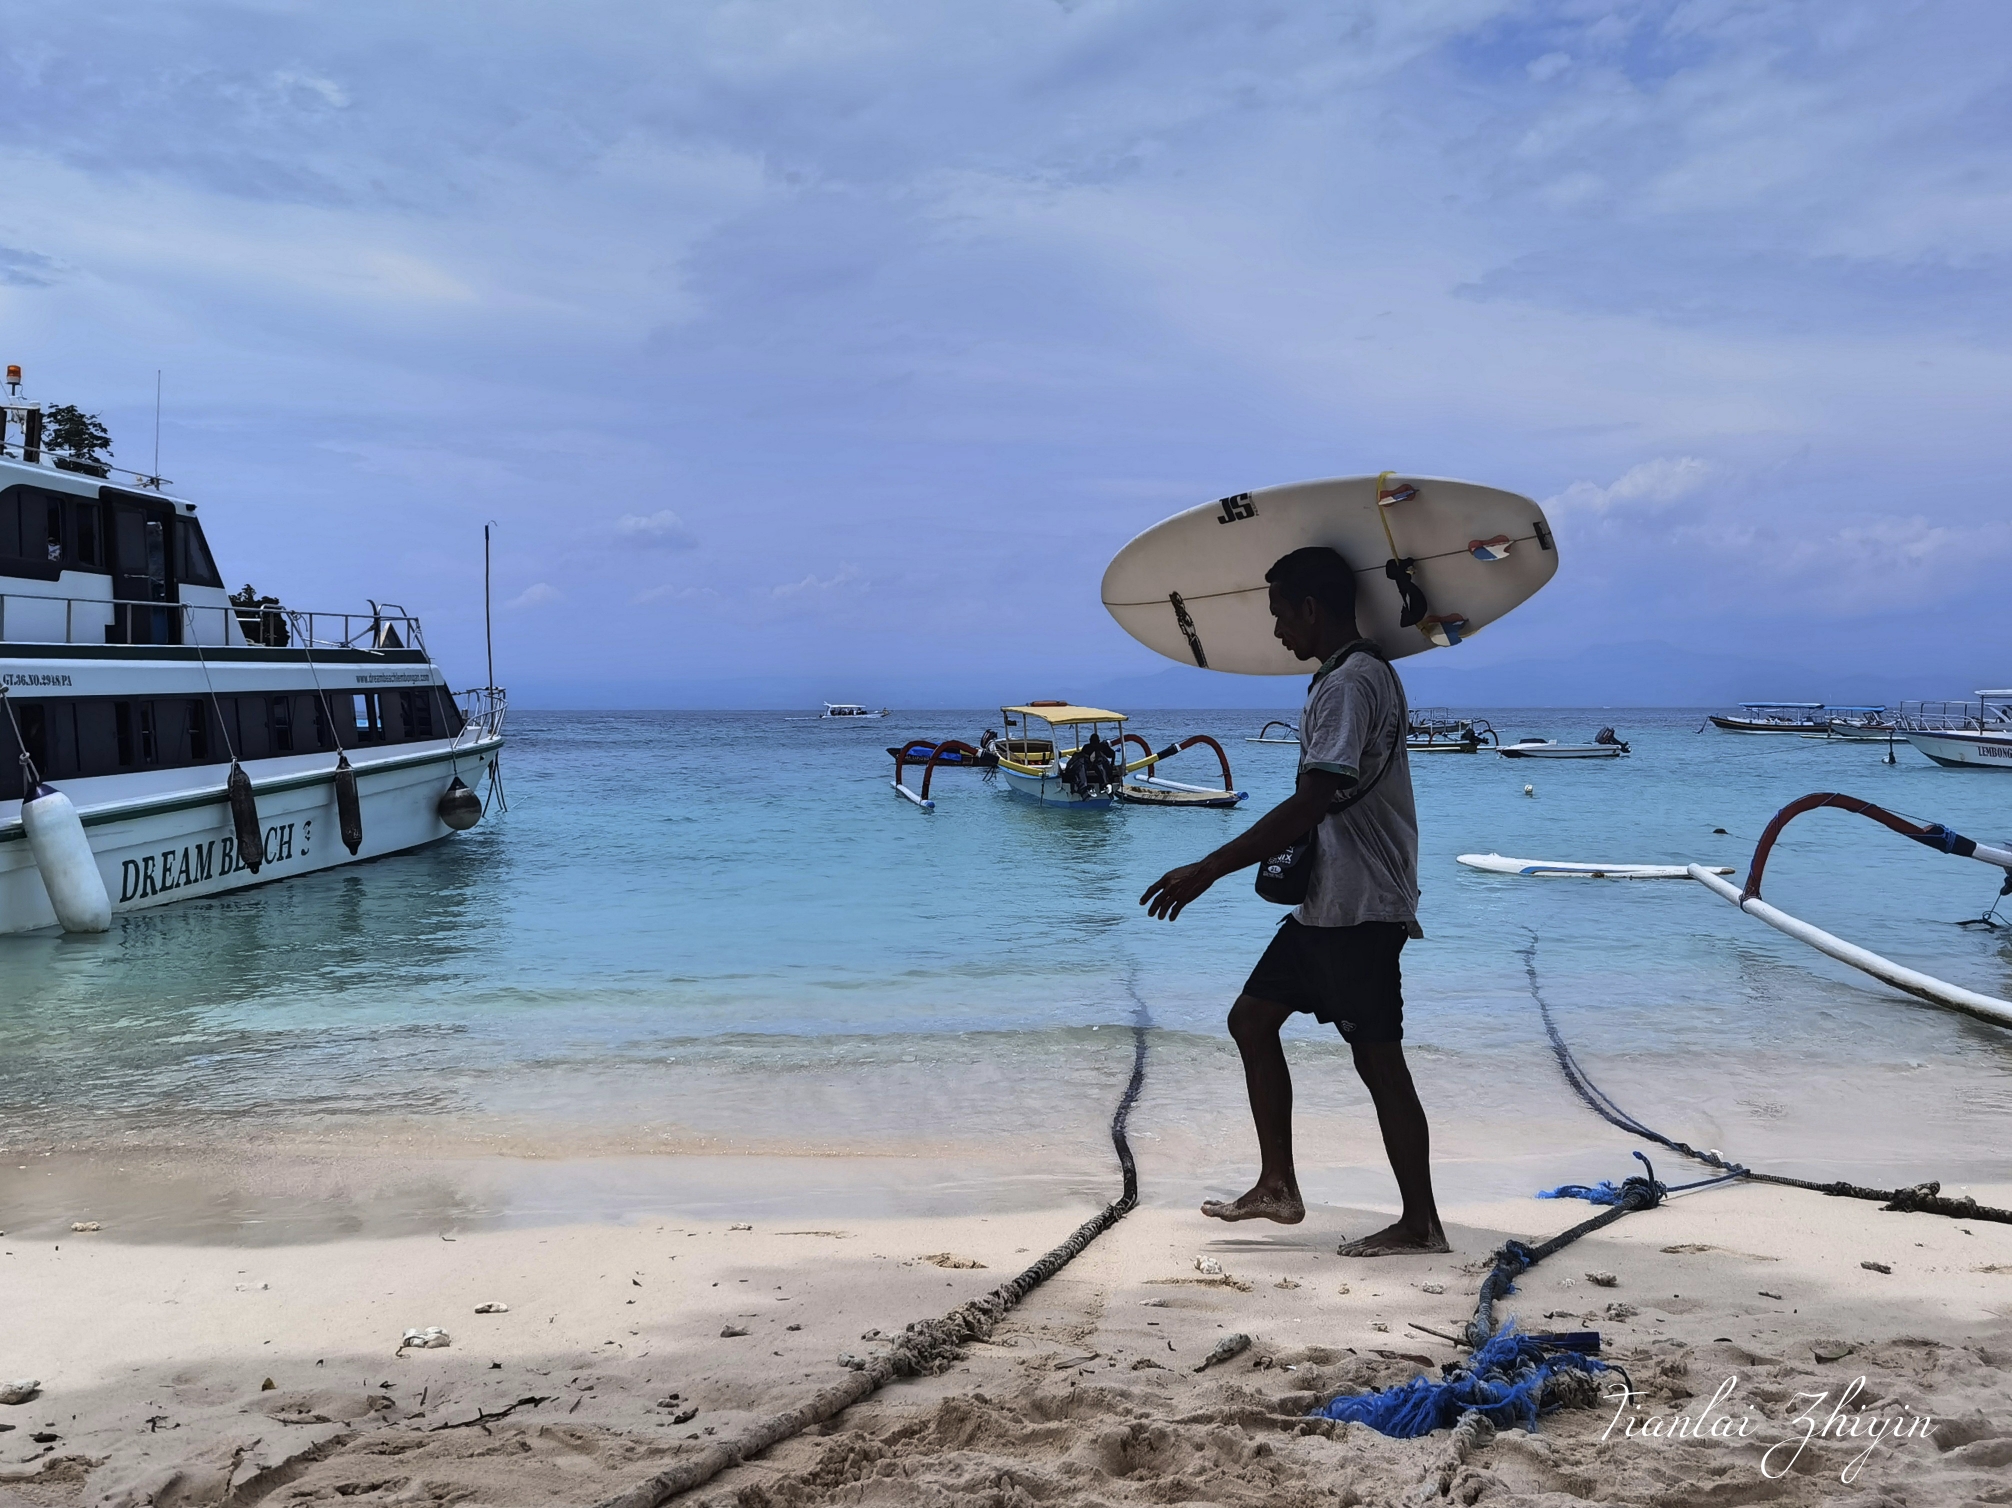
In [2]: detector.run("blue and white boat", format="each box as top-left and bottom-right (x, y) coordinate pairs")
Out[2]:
(0, 393), (504, 935)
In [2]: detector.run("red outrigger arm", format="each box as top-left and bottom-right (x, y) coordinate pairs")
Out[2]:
(1743, 791), (2012, 901)
(1121, 732), (1236, 792)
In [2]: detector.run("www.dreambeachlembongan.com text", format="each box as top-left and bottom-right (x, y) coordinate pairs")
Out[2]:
(1601, 1374), (1933, 1483)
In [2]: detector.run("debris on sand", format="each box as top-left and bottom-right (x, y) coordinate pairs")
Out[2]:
(1193, 1333), (1250, 1372)
(1813, 1339), (1855, 1362)
(0, 1380), (40, 1406)
(1193, 1256), (1222, 1276)
(474, 1302), (509, 1314)
(70, 1222), (100, 1233)
(400, 1328), (450, 1350)
(919, 1253), (986, 1269)
(720, 1325), (749, 1338)
(1862, 1260), (1892, 1275)
(1585, 1272), (1618, 1288)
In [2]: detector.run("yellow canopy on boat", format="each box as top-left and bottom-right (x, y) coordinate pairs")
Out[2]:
(1001, 704), (1127, 725)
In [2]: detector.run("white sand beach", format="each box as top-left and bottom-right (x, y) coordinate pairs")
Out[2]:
(5, 1133), (2010, 1507)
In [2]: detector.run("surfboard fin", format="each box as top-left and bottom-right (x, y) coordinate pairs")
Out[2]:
(1469, 535), (1513, 562)
(1421, 613), (1469, 648)
(1168, 591), (1208, 668)
(1384, 557), (1429, 628)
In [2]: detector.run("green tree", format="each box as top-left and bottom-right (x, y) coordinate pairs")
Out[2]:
(44, 404), (112, 463)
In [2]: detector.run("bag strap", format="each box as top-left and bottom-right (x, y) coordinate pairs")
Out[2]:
(1317, 641), (1403, 818)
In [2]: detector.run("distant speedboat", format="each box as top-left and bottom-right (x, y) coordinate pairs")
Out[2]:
(1709, 702), (1831, 733)
(1498, 729), (1630, 760)
(1798, 707), (1897, 741)
(822, 702), (888, 719)
(1897, 691), (2012, 769)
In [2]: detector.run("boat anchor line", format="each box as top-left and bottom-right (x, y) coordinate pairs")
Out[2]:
(595, 1007), (1153, 1508)
(1522, 937), (2012, 1228)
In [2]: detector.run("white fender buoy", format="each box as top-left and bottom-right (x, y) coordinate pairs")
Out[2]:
(21, 783), (112, 933)
(1523, 784), (1535, 798)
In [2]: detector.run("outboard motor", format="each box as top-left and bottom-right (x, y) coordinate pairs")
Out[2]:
(1593, 726), (1631, 753)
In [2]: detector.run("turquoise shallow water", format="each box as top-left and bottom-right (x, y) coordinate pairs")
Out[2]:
(3, 707), (2010, 1194)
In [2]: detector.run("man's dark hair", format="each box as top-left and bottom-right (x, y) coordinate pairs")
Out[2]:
(1265, 546), (1357, 622)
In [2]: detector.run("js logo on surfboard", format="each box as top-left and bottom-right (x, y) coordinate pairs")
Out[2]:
(1216, 493), (1257, 524)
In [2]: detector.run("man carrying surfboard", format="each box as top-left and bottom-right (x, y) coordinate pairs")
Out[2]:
(1140, 546), (1446, 1257)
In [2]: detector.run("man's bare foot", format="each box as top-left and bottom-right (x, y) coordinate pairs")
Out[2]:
(1200, 1186), (1305, 1224)
(1336, 1220), (1449, 1256)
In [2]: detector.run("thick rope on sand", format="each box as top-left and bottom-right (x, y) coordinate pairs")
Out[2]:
(595, 1018), (1150, 1508)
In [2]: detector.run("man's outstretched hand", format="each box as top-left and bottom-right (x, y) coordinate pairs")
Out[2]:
(1141, 861), (1219, 921)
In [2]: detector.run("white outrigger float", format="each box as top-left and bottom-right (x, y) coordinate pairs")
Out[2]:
(0, 420), (504, 936)
(1460, 790), (2012, 1031)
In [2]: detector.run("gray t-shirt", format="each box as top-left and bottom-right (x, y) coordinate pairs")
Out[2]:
(1294, 645), (1420, 931)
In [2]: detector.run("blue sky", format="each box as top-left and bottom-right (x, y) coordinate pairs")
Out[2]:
(4, 1), (2008, 706)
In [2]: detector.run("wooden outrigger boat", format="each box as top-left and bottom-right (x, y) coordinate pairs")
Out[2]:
(890, 702), (1244, 810)
(1407, 708), (1497, 753)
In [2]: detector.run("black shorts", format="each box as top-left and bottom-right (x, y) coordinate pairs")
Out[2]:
(1242, 917), (1407, 1044)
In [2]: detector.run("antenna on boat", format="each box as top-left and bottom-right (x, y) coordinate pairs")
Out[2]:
(483, 522), (496, 696)
(152, 370), (162, 482)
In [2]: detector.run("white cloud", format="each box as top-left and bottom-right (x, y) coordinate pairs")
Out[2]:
(1526, 52), (1571, 83)
(615, 509), (699, 549)
(506, 581), (562, 609)
(1545, 457), (1712, 517)
(770, 563), (864, 599)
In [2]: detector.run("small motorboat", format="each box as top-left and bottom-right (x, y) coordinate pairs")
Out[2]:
(1498, 728), (1630, 760)
(1797, 706), (1896, 741)
(1246, 719), (1300, 745)
(823, 702), (888, 719)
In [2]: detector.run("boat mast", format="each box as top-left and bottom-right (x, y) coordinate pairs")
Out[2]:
(483, 523), (495, 695)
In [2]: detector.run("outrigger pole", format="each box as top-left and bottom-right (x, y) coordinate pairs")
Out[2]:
(1692, 791), (2012, 1029)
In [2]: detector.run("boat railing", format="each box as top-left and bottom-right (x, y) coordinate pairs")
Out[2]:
(452, 686), (508, 742)
(1898, 699), (2012, 733)
(0, 589), (425, 654)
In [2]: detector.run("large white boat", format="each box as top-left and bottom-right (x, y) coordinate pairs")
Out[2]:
(0, 416), (504, 936)
(1898, 692), (2012, 769)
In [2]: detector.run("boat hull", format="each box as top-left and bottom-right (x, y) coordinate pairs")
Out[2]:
(1498, 744), (1624, 759)
(1903, 730), (2012, 769)
(0, 738), (501, 934)
(997, 765), (1111, 807)
(1708, 716), (1829, 734)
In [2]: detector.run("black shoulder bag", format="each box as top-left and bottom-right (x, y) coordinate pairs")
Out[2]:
(1254, 645), (1402, 906)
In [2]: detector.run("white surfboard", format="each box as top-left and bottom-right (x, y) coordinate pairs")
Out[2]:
(1102, 474), (1558, 674)
(1457, 853), (1735, 880)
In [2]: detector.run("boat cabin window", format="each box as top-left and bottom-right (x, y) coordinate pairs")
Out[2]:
(352, 693), (385, 742)
(2, 686), (461, 796)
(174, 516), (222, 588)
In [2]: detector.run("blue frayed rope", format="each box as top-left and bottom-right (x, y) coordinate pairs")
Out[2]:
(1538, 1180), (1629, 1205)
(1312, 1322), (1606, 1438)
